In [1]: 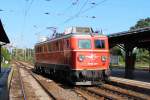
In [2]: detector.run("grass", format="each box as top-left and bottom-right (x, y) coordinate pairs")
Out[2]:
(0, 62), (11, 78)
(1, 63), (10, 68)
(136, 62), (149, 67)
(110, 62), (150, 71)
(0, 63), (8, 79)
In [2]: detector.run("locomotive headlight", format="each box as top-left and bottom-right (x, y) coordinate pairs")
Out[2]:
(78, 55), (85, 62)
(101, 56), (107, 62)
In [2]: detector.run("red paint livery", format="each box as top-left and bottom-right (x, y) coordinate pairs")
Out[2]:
(34, 27), (110, 85)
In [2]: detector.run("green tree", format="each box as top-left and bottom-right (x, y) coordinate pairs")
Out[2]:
(1, 47), (11, 62)
(110, 46), (122, 55)
(130, 17), (150, 67)
(130, 17), (150, 30)
(12, 48), (34, 63)
(1, 47), (11, 68)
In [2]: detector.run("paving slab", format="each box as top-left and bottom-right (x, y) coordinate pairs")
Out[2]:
(0, 68), (11, 100)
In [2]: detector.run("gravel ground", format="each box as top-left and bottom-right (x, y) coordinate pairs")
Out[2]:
(19, 67), (51, 100)
(18, 62), (103, 100)
(9, 64), (52, 100)
(36, 74), (85, 100)
(9, 66), (24, 100)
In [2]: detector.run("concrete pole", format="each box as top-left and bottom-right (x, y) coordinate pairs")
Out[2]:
(0, 45), (1, 73)
(149, 49), (150, 72)
(28, 49), (30, 60)
(125, 44), (135, 79)
(16, 48), (17, 60)
(24, 49), (26, 61)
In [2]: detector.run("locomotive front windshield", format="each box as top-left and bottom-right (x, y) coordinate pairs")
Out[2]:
(78, 39), (91, 49)
(94, 39), (105, 49)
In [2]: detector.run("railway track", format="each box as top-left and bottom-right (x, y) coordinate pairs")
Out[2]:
(16, 61), (150, 100)
(8, 64), (27, 100)
(77, 85), (150, 100)
(73, 87), (105, 100)
(16, 62), (86, 100)
(9, 63), (28, 100)
(99, 84), (150, 100)
(15, 62), (56, 100)
(109, 76), (150, 95)
(16, 64), (27, 100)
(17, 61), (104, 100)
(77, 86), (125, 100)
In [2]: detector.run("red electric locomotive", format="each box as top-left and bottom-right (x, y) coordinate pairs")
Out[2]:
(34, 27), (110, 85)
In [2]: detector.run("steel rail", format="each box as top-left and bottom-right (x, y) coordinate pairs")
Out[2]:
(73, 88), (90, 100)
(79, 86), (125, 100)
(74, 87), (104, 100)
(17, 61), (56, 100)
(16, 63), (27, 100)
(17, 61), (150, 100)
(99, 84), (150, 100)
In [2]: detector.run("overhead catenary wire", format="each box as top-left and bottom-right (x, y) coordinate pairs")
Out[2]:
(22, 0), (34, 28)
(80, 0), (108, 15)
(63, 0), (78, 12)
(44, 0), (80, 31)
(63, 0), (108, 24)
(22, 0), (34, 33)
(75, 0), (89, 17)
(24, 0), (34, 16)
(20, 0), (34, 48)
(63, 0), (89, 23)
(44, 0), (80, 16)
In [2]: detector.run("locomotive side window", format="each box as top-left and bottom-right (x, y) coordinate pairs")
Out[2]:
(37, 46), (42, 52)
(66, 39), (70, 48)
(35, 47), (38, 53)
(78, 39), (91, 49)
(48, 43), (51, 52)
(44, 45), (47, 52)
(59, 40), (63, 51)
(56, 41), (59, 51)
(52, 42), (55, 51)
(53, 42), (57, 51)
(41, 46), (43, 52)
(37, 47), (40, 52)
(94, 40), (105, 49)
(64, 39), (70, 49)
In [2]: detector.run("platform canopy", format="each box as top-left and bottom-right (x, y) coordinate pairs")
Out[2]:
(108, 27), (150, 78)
(0, 19), (10, 73)
(108, 27), (150, 49)
(0, 19), (10, 44)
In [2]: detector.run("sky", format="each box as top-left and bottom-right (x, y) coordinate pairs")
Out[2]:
(0, 0), (150, 48)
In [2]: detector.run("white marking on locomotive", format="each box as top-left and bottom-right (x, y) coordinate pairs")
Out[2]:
(85, 54), (99, 60)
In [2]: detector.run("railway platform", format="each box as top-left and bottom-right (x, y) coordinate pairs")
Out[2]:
(111, 68), (150, 82)
(110, 68), (150, 94)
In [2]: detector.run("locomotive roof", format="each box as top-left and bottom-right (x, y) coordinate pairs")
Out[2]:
(35, 33), (106, 46)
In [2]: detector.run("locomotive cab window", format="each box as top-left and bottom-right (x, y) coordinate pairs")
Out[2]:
(64, 39), (70, 49)
(94, 40), (105, 49)
(78, 39), (91, 49)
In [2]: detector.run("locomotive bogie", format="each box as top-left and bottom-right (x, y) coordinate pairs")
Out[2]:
(35, 62), (110, 85)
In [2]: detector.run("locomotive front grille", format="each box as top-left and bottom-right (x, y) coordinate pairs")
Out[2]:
(70, 70), (103, 82)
